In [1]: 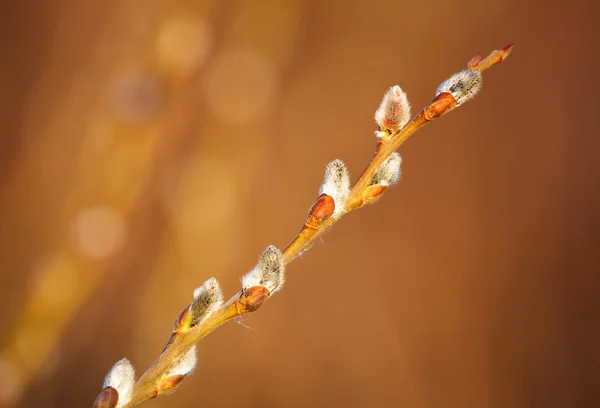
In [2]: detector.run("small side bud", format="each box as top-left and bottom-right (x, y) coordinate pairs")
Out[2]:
(239, 285), (270, 312)
(362, 184), (388, 202)
(425, 92), (457, 120)
(370, 153), (402, 187)
(306, 193), (335, 229)
(374, 85), (411, 136)
(436, 69), (482, 107)
(102, 359), (135, 408)
(156, 346), (197, 396)
(191, 278), (224, 326)
(174, 306), (192, 332)
(360, 153), (402, 204)
(471, 44), (514, 71)
(467, 53), (482, 69)
(241, 245), (285, 295)
(157, 375), (186, 396)
(319, 159), (350, 218)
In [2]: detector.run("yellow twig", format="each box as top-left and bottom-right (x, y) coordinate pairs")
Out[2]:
(98, 44), (513, 408)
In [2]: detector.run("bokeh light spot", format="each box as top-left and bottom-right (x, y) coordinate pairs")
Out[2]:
(72, 206), (127, 260)
(156, 15), (211, 78)
(205, 50), (277, 125)
(0, 357), (22, 405)
(174, 155), (237, 232)
(30, 254), (80, 317)
(110, 73), (162, 122)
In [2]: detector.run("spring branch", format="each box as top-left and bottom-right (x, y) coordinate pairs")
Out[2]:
(93, 44), (513, 408)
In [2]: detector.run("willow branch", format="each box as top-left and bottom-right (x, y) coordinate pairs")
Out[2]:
(93, 44), (513, 408)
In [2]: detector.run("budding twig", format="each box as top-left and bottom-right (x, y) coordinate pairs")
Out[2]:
(93, 45), (512, 408)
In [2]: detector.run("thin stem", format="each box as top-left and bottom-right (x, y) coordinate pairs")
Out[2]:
(106, 44), (513, 408)
(124, 299), (241, 407)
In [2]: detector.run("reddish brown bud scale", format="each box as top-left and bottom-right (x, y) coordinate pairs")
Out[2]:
(472, 44), (514, 71)
(502, 44), (514, 56)
(157, 375), (186, 395)
(93, 386), (119, 408)
(467, 54), (482, 69)
(240, 285), (270, 312)
(363, 185), (388, 202)
(305, 193), (335, 229)
(425, 92), (457, 120)
(175, 306), (192, 332)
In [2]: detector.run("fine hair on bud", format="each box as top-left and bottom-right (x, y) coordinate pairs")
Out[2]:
(319, 159), (350, 218)
(374, 85), (411, 135)
(166, 345), (197, 378)
(191, 278), (224, 326)
(370, 152), (402, 186)
(103, 358), (135, 408)
(241, 245), (285, 294)
(436, 69), (482, 106)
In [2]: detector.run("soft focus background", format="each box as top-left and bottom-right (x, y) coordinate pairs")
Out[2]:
(1, 0), (598, 407)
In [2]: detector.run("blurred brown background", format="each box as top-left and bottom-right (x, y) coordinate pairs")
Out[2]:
(1, 0), (598, 407)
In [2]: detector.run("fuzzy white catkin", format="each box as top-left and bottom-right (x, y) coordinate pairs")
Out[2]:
(370, 153), (402, 186)
(191, 277), (224, 326)
(103, 359), (135, 408)
(436, 69), (482, 106)
(374, 85), (411, 133)
(319, 159), (350, 218)
(166, 345), (197, 377)
(241, 245), (285, 294)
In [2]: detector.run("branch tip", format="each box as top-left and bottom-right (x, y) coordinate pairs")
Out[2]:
(502, 43), (514, 54)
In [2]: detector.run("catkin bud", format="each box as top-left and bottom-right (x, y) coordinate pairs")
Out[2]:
(436, 69), (482, 107)
(241, 245), (285, 294)
(319, 159), (350, 218)
(370, 153), (402, 187)
(191, 278), (223, 326)
(374, 85), (411, 135)
(102, 359), (135, 408)
(156, 345), (197, 396)
(167, 345), (197, 377)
